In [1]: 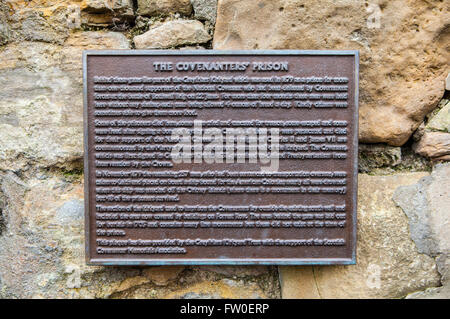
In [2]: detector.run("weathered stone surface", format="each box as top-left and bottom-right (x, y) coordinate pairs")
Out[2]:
(84, 0), (112, 12)
(4, 0), (132, 31)
(142, 266), (185, 286)
(163, 279), (267, 299)
(437, 253), (450, 288)
(83, 0), (133, 14)
(434, 155), (450, 162)
(280, 173), (440, 299)
(0, 8), (283, 298)
(358, 144), (401, 173)
(134, 20), (210, 49)
(198, 266), (269, 277)
(394, 164), (450, 299)
(0, 0), (447, 300)
(191, 0), (217, 24)
(81, 0), (134, 26)
(413, 131), (450, 159)
(394, 175), (437, 256)
(11, 9), (70, 44)
(426, 100), (450, 133)
(213, 0), (449, 146)
(0, 173), (77, 298)
(412, 98), (450, 161)
(137, 0), (192, 17)
(55, 199), (84, 224)
(446, 73), (450, 91)
(0, 1), (10, 45)
(0, 31), (129, 171)
(0, 172), (143, 298)
(394, 164), (449, 256)
(279, 267), (321, 299)
(359, 142), (432, 174)
(178, 45), (206, 50)
(0, 170), (278, 298)
(61, 31), (130, 81)
(406, 285), (450, 299)
(80, 12), (114, 27)
(0, 171), (164, 298)
(3, 1), (85, 44)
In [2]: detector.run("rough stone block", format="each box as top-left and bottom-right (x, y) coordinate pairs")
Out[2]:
(191, 0), (217, 24)
(137, 0), (192, 16)
(394, 164), (450, 298)
(413, 131), (450, 159)
(0, 32), (130, 171)
(213, 0), (449, 146)
(134, 19), (210, 49)
(280, 173), (440, 299)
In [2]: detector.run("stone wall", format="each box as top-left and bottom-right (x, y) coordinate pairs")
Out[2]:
(0, 0), (448, 298)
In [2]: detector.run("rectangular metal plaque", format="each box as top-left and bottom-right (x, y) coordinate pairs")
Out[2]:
(83, 50), (359, 265)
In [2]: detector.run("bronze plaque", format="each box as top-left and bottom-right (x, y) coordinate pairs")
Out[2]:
(83, 50), (359, 265)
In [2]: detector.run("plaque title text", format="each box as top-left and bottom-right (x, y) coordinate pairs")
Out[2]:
(153, 61), (289, 72)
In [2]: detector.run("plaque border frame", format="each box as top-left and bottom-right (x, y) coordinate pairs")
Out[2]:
(83, 50), (359, 266)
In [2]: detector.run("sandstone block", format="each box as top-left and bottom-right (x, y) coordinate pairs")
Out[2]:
(413, 131), (450, 159)
(163, 279), (267, 299)
(279, 173), (440, 298)
(426, 100), (450, 133)
(137, 0), (192, 16)
(394, 164), (450, 299)
(134, 20), (210, 49)
(0, 32), (129, 171)
(191, 0), (217, 24)
(213, 0), (449, 146)
(142, 266), (185, 286)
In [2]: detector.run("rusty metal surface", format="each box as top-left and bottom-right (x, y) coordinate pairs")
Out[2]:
(83, 50), (359, 265)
